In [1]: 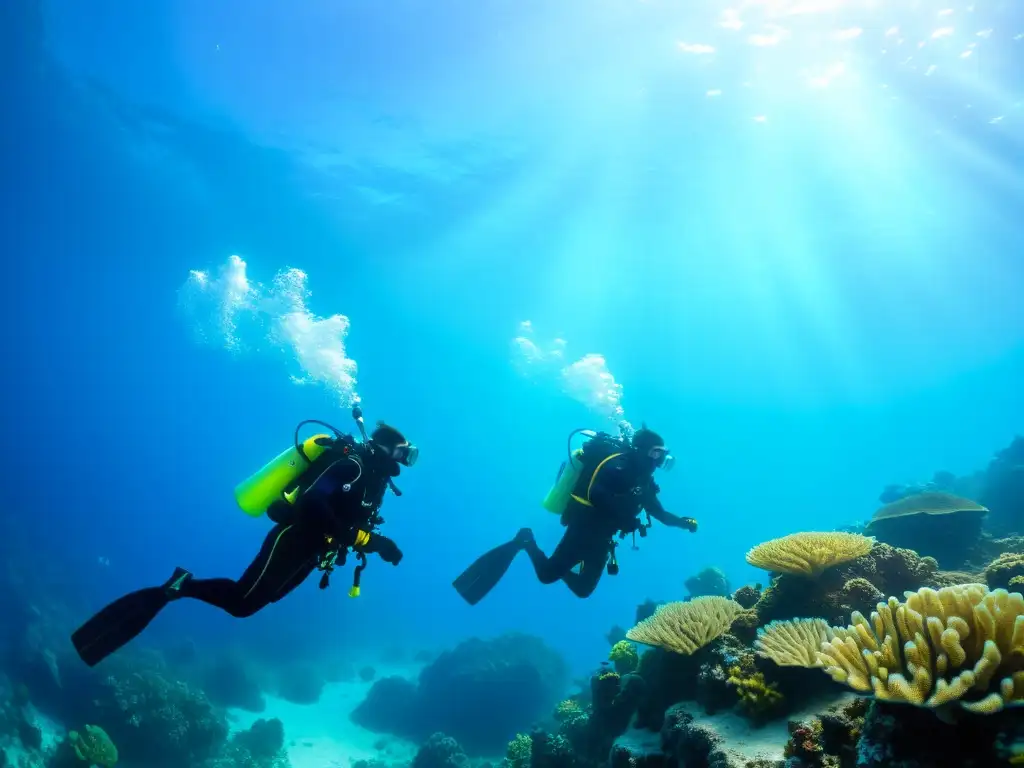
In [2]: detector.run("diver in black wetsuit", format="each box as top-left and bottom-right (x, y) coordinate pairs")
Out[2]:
(71, 422), (417, 667)
(453, 426), (696, 603)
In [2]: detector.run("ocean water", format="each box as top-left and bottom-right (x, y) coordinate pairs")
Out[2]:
(2, 0), (1023, 765)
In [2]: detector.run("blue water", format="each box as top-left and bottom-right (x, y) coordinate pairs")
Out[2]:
(2, 0), (1023, 675)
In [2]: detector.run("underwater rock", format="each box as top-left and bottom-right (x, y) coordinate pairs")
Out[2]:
(605, 625), (628, 647)
(360, 665), (378, 682)
(980, 435), (1024, 536)
(866, 492), (987, 569)
(352, 633), (568, 756)
(233, 718), (286, 762)
(659, 703), (744, 768)
(201, 655), (266, 713)
(273, 663), (325, 705)
(685, 568), (732, 599)
(411, 733), (469, 768)
(984, 552), (1024, 590)
(731, 586), (761, 610)
(609, 728), (667, 768)
(351, 676), (420, 733)
(635, 599), (663, 624)
(855, 700), (1024, 767)
(781, 697), (867, 767)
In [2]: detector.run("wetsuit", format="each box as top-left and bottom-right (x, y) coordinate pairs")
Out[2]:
(523, 452), (692, 597)
(71, 441), (404, 667)
(453, 449), (696, 605)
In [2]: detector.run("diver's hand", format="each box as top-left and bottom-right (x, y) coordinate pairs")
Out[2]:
(370, 535), (403, 565)
(679, 517), (698, 533)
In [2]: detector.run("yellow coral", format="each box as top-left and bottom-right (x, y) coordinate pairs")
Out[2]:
(609, 640), (639, 673)
(759, 584), (1024, 714)
(505, 733), (532, 768)
(554, 699), (585, 723)
(626, 597), (743, 655)
(745, 532), (874, 577)
(727, 665), (784, 716)
(755, 618), (834, 667)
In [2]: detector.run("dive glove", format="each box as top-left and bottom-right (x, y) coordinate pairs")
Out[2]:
(366, 534), (403, 565)
(680, 517), (698, 533)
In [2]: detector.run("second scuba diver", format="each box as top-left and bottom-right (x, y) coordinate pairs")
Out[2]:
(72, 406), (417, 667)
(453, 424), (696, 603)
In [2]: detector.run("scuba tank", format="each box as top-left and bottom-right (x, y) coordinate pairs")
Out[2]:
(234, 432), (335, 516)
(540, 425), (632, 516)
(234, 403), (401, 516)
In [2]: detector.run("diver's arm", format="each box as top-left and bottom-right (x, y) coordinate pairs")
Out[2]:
(351, 529), (403, 565)
(643, 490), (698, 532)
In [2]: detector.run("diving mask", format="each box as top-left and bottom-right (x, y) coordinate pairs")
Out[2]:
(648, 446), (674, 471)
(389, 442), (419, 467)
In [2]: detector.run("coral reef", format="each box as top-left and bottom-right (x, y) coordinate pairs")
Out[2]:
(746, 533), (874, 578)
(413, 733), (469, 768)
(759, 584), (1024, 714)
(753, 543), (940, 626)
(732, 586), (761, 610)
(202, 718), (289, 768)
(504, 732), (532, 768)
(627, 598), (743, 655)
(867, 492), (988, 569)
(782, 697), (867, 767)
(855, 700), (1024, 767)
(608, 641), (638, 674)
(200, 656), (266, 713)
(91, 662), (228, 766)
(985, 553), (1024, 591)
(685, 568), (732, 599)
(352, 633), (568, 755)
(725, 665), (784, 721)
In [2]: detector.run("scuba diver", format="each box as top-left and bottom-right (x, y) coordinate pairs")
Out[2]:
(71, 405), (417, 667)
(453, 424), (696, 604)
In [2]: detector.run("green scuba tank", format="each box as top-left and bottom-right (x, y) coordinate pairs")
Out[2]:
(234, 433), (331, 516)
(542, 449), (585, 514)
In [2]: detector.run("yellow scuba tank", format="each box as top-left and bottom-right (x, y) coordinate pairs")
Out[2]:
(542, 449), (585, 514)
(234, 434), (332, 516)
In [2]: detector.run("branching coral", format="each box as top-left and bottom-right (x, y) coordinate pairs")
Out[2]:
(726, 665), (784, 718)
(759, 584), (1024, 714)
(626, 597), (743, 655)
(504, 733), (532, 768)
(746, 532), (874, 577)
(608, 640), (638, 674)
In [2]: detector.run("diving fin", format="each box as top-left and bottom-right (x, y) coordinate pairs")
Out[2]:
(71, 568), (191, 667)
(452, 539), (524, 606)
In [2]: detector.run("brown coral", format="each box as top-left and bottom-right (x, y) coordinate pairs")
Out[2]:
(984, 553), (1024, 591)
(732, 584), (761, 609)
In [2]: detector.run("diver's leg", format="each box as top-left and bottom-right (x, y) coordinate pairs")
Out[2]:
(560, 538), (610, 598)
(523, 525), (590, 585)
(181, 524), (321, 617)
